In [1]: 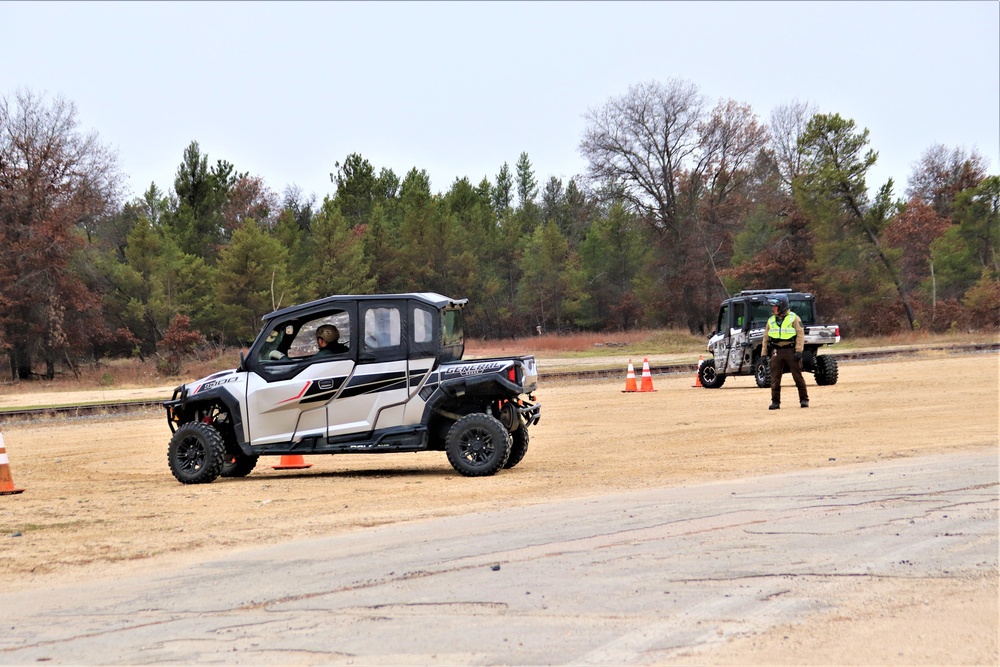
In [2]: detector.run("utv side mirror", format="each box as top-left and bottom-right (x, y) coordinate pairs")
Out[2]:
(238, 349), (246, 372)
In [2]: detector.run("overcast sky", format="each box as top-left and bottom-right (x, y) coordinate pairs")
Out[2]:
(3, 1), (998, 203)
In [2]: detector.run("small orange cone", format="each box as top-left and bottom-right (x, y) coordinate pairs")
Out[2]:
(693, 355), (704, 387)
(639, 358), (657, 392)
(0, 433), (25, 495)
(272, 454), (313, 470)
(622, 359), (638, 392)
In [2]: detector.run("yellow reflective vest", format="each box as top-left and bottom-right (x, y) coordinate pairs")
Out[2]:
(767, 312), (798, 341)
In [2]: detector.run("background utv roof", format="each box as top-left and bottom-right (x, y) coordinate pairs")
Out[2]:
(264, 293), (468, 321)
(727, 290), (814, 303)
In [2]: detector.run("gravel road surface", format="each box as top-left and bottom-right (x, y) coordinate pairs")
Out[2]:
(0, 449), (995, 665)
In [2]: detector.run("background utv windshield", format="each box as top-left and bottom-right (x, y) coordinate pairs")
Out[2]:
(441, 308), (464, 362)
(750, 298), (815, 327)
(789, 299), (815, 325)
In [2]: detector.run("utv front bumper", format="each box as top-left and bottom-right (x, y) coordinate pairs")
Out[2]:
(163, 384), (189, 433)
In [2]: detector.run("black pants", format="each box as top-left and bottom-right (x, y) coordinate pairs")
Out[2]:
(770, 346), (809, 404)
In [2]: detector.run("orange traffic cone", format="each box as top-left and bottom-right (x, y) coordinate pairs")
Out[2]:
(622, 359), (638, 392)
(692, 355), (704, 387)
(639, 358), (657, 392)
(272, 454), (313, 470)
(0, 433), (25, 495)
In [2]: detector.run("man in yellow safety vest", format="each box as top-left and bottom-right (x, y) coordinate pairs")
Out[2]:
(762, 293), (809, 410)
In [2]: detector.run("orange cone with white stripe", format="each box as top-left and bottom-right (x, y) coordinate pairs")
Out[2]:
(622, 359), (638, 392)
(639, 358), (657, 392)
(693, 355), (704, 387)
(272, 454), (313, 470)
(0, 433), (25, 495)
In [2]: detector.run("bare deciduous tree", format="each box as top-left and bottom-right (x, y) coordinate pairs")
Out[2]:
(580, 78), (706, 239)
(699, 99), (770, 209)
(769, 100), (818, 190)
(905, 144), (988, 218)
(580, 80), (770, 330)
(697, 99), (771, 294)
(222, 174), (280, 236)
(0, 89), (122, 379)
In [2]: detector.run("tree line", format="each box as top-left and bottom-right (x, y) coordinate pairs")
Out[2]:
(1, 83), (997, 380)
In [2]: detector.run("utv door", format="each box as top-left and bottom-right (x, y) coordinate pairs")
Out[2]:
(327, 300), (415, 438)
(713, 302), (750, 374)
(244, 307), (356, 446)
(400, 300), (439, 425)
(725, 301), (749, 373)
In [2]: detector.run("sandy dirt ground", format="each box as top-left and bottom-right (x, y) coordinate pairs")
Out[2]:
(0, 351), (997, 664)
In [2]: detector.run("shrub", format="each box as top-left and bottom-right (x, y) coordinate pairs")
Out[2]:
(963, 273), (1000, 330)
(157, 315), (204, 377)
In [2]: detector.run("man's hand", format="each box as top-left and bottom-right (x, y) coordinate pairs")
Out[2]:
(268, 350), (285, 360)
(794, 351), (802, 368)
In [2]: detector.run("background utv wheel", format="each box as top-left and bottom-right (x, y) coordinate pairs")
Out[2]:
(754, 357), (771, 388)
(446, 413), (511, 477)
(698, 358), (726, 388)
(814, 355), (840, 385)
(168, 422), (226, 484)
(504, 418), (529, 469)
(801, 348), (817, 372)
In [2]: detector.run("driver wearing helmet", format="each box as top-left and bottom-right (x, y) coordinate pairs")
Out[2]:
(314, 324), (349, 357)
(762, 293), (809, 409)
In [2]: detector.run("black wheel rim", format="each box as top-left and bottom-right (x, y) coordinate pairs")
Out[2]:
(176, 436), (207, 473)
(457, 426), (496, 466)
(703, 367), (716, 383)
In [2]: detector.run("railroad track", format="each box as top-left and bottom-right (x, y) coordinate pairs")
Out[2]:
(1, 342), (996, 424)
(0, 399), (166, 423)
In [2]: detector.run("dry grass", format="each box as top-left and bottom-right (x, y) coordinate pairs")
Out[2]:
(0, 349), (240, 395)
(838, 329), (999, 350)
(466, 328), (706, 358)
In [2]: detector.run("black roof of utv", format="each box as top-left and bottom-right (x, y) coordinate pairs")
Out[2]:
(264, 293), (468, 321)
(725, 288), (814, 304)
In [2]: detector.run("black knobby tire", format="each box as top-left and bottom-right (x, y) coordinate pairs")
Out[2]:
(814, 355), (839, 386)
(445, 413), (511, 477)
(221, 450), (259, 478)
(168, 422), (226, 484)
(504, 418), (529, 469)
(754, 356), (771, 389)
(801, 348), (817, 373)
(698, 358), (726, 388)
(216, 416), (258, 478)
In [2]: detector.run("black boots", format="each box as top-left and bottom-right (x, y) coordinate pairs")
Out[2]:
(770, 401), (808, 409)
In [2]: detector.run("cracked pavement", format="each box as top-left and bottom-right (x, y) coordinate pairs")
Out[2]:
(0, 449), (995, 665)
